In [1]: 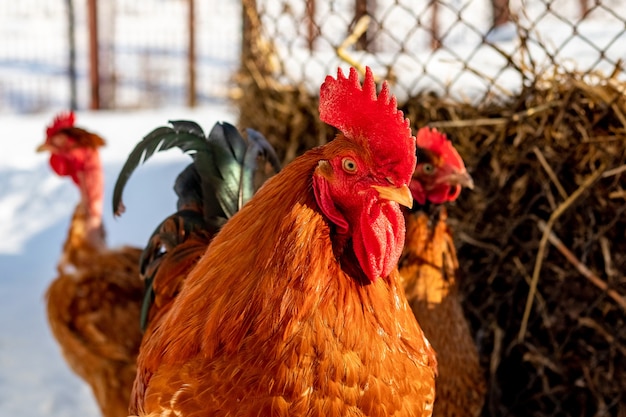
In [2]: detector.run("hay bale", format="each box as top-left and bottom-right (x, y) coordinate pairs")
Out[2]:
(412, 72), (626, 416)
(234, 65), (626, 416)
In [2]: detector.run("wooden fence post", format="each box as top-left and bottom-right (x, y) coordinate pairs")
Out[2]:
(65, 0), (77, 110)
(241, 0), (257, 65)
(579, 0), (590, 18)
(87, 0), (100, 110)
(430, 0), (440, 50)
(187, 0), (197, 107)
(353, 0), (375, 51)
(241, 0), (271, 74)
(491, 0), (511, 28)
(306, 0), (316, 51)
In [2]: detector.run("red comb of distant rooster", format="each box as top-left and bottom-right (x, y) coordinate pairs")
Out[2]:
(46, 111), (76, 138)
(319, 67), (414, 162)
(416, 127), (465, 170)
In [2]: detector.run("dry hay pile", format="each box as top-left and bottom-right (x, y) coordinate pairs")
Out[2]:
(406, 71), (626, 417)
(236, 68), (626, 416)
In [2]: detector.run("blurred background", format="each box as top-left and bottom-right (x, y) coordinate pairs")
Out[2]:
(2, 1), (625, 416)
(3, 0), (624, 114)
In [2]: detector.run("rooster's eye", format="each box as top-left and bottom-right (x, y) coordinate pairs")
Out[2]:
(51, 135), (66, 148)
(342, 158), (357, 173)
(422, 163), (435, 174)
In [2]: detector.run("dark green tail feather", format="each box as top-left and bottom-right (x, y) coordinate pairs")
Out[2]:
(112, 120), (280, 220)
(202, 122), (281, 219)
(112, 122), (208, 217)
(112, 120), (280, 331)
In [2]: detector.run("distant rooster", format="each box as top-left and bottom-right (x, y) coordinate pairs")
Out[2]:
(400, 127), (486, 417)
(125, 67), (436, 417)
(112, 120), (281, 337)
(37, 112), (144, 417)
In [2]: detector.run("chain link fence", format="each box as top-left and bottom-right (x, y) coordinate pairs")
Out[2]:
(4, 1), (625, 113)
(241, 0), (626, 104)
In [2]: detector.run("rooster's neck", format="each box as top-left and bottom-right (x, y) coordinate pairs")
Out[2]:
(399, 207), (457, 306)
(58, 149), (106, 270)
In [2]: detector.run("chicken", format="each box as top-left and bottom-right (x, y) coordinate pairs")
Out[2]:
(127, 67), (437, 417)
(112, 120), (281, 336)
(37, 111), (144, 417)
(399, 127), (486, 417)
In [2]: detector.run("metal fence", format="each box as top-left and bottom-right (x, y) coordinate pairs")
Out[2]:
(0, 0), (241, 114)
(242, 0), (626, 105)
(3, 1), (625, 112)
(0, 1), (69, 113)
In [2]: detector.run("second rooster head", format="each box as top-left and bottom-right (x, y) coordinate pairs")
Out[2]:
(410, 127), (474, 207)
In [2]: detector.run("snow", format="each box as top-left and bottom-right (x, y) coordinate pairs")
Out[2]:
(1, 0), (625, 415)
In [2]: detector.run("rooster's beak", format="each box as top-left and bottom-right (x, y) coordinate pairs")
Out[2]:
(36, 143), (51, 153)
(439, 170), (475, 190)
(371, 184), (413, 208)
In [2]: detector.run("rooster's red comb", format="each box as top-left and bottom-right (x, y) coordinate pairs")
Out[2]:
(416, 127), (465, 171)
(319, 67), (414, 163)
(46, 111), (76, 138)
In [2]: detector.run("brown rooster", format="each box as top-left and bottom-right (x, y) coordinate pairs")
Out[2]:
(126, 67), (437, 417)
(37, 111), (144, 417)
(400, 127), (486, 417)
